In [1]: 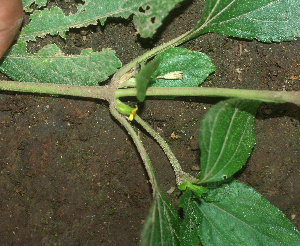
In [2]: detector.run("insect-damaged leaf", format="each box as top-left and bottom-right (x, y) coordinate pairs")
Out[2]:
(22, 0), (47, 9)
(198, 99), (260, 183)
(0, 41), (121, 86)
(20, 0), (185, 41)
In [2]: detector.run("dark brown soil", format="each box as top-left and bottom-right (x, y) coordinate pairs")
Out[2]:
(0, 0), (299, 245)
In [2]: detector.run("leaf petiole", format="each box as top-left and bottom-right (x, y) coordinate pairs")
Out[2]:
(178, 182), (208, 198)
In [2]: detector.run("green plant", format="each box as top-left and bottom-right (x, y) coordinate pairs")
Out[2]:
(0, 0), (300, 245)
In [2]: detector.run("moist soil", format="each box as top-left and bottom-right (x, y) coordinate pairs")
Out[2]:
(0, 0), (300, 245)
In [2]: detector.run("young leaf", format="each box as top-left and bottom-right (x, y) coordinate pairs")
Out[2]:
(150, 47), (215, 88)
(0, 41), (121, 85)
(139, 187), (181, 246)
(198, 99), (260, 183)
(136, 57), (161, 102)
(189, 0), (300, 42)
(179, 180), (300, 246)
(20, 0), (185, 41)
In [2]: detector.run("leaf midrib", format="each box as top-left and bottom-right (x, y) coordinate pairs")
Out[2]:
(197, 199), (286, 244)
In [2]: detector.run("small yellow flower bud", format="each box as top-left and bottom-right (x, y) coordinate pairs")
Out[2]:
(129, 105), (138, 121)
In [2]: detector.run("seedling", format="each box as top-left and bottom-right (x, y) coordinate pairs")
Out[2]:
(0, 0), (300, 245)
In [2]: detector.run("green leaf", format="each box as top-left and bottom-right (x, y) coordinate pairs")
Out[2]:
(198, 99), (260, 183)
(136, 57), (161, 102)
(151, 47), (215, 88)
(0, 41), (121, 85)
(20, 0), (185, 41)
(139, 187), (181, 246)
(22, 0), (47, 9)
(178, 182), (208, 198)
(179, 180), (300, 246)
(190, 0), (300, 42)
(178, 190), (203, 246)
(132, 0), (186, 38)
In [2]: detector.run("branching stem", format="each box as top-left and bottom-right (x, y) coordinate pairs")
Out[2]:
(109, 104), (159, 192)
(134, 115), (198, 185)
(2, 80), (299, 107)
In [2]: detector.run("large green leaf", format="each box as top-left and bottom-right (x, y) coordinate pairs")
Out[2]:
(189, 0), (300, 42)
(139, 187), (181, 246)
(179, 180), (300, 246)
(0, 41), (121, 85)
(198, 99), (260, 183)
(151, 47), (215, 88)
(20, 0), (185, 41)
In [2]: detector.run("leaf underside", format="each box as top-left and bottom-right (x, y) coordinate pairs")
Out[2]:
(190, 0), (300, 42)
(179, 180), (300, 246)
(198, 99), (260, 183)
(0, 41), (121, 85)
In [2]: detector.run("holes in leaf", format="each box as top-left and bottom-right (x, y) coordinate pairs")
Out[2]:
(223, 175), (227, 180)
(151, 17), (156, 24)
(138, 6), (145, 13)
(139, 5), (151, 13)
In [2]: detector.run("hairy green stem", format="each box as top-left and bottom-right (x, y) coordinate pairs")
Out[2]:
(109, 27), (197, 90)
(117, 78), (136, 89)
(109, 104), (159, 192)
(2, 80), (299, 107)
(116, 87), (300, 106)
(134, 115), (198, 185)
(0, 80), (111, 101)
(2, 80), (299, 106)
(110, 2), (237, 86)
